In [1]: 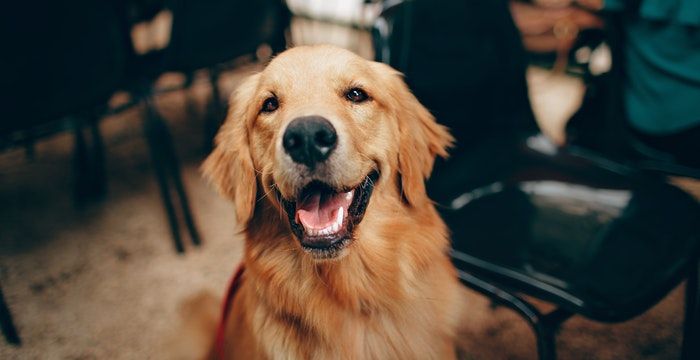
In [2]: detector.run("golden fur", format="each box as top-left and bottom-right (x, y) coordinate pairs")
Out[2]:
(202, 45), (466, 359)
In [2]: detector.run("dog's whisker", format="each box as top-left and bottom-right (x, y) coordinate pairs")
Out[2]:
(269, 185), (287, 221)
(257, 185), (277, 204)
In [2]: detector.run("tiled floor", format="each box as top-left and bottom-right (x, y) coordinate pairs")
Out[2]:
(0, 17), (693, 360)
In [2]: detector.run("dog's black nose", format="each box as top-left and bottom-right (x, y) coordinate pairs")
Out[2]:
(283, 116), (337, 169)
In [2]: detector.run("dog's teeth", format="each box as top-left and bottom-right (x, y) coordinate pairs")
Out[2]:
(302, 207), (346, 237)
(336, 207), (344, 226)
(345, 190), (354, 201)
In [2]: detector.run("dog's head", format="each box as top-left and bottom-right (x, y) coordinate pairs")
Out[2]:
(203, 45), (452, 260)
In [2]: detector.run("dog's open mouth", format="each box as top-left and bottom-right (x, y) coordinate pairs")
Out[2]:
(281, 171), (379, 259)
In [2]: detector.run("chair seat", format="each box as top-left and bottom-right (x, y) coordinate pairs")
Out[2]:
(441, 134), (700, 322)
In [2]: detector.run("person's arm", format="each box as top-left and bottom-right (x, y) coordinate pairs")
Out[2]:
(509, 0), (603, 53)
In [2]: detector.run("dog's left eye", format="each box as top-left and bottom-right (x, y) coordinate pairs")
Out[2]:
(261, 96), (279, 113)
(345, 88), (369, 103)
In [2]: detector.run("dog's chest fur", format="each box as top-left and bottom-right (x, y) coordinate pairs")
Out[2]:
(256, 297), (452, 360)
(242, 262), (459, 360)
(235, 237), (460, 358)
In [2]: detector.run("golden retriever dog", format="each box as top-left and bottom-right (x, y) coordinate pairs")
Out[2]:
(202, 44), (466, 359)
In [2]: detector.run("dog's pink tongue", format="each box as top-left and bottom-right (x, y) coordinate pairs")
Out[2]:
(296, 191), (352, 230)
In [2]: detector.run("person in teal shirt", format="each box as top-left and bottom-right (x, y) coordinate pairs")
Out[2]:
(606, 0), (700, 135)
(602, 0), (700, 168)
(511, 0), (699, 167)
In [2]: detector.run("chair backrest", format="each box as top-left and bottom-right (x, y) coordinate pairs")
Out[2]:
(165, 0), (290, 72)
(372, 0), (539, 202)
(2, 0), (127, 136)
(373, 0), (538, 158)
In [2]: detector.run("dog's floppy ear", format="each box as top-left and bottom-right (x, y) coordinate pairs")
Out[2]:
(202, 73), (261, 227)
(375, 62), (454, 206)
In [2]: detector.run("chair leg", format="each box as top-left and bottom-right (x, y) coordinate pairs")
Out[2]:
(536, 308), (573, 360)
(143, 98), (201, 252)
(681, 261), (699, 360)
(533, 322), (557, 360)
(456, 270), (572, 360)
(171, 178), (201, 247)
(143, 100), (185, 253)
(0, 284), (20, 345)
(183, 73), (200, 128)
(160, 122), (201, 247)
(73, 116), (107, 204)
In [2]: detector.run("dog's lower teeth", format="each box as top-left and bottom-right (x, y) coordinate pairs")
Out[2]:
(304, 207), (345, 237)
(336, 207), (344, 228)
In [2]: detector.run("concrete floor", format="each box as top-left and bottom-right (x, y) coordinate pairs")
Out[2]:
(0, 19), (695, 360)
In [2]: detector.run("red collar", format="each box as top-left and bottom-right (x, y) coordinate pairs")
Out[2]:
(215, 264), (245, 359)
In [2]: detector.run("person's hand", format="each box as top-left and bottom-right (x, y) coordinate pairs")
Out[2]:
(509, 0), (603, 53)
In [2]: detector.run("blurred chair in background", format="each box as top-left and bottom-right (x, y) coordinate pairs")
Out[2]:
(374, 0), (537, 164)
(2, 0), (128, 202)
(0, 0), (291, 344)
(1, 0), (129, 345)
(135, 0), (290, 151)
(121, 0), (290, 252)
(374, 1), (700, 359)
(2, 0), (292, 254)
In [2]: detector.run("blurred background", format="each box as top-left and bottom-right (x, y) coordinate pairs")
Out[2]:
(1, 0), (698, 359)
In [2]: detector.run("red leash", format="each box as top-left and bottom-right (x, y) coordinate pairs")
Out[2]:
(214, 264), (245, 360)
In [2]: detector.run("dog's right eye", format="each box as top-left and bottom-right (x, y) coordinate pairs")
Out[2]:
(345, 88), (369, 103)
(261, 96), (279, 113)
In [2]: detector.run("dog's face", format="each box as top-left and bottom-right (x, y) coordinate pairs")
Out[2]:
(204, 45), (452, 260)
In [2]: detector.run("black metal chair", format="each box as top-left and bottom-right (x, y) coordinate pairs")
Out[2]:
(374, 1), (700, 359)
(0, 0), (290, 343)
(1, 0), (130, 345)
(166, 0), (289, 152)
(2, 0), (129, 202)
(122, 0), (290, 252)
(2, 0), (203, 255)
(441, 133), (700, 359)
